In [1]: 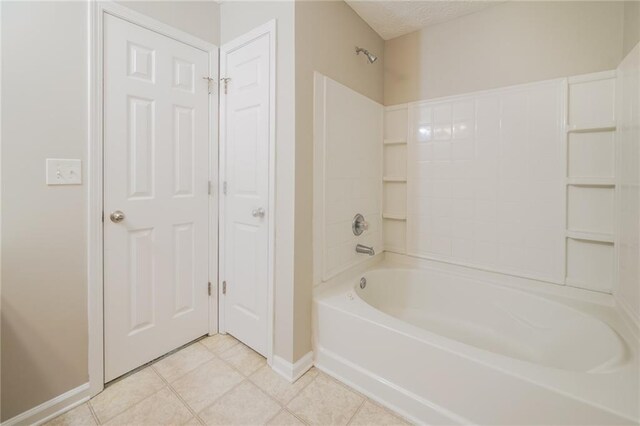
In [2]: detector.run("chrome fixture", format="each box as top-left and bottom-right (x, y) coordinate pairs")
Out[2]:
(356, 244), (375, 256)
(360, 277), (367, 289)
(110, 210), (125, 223)
(355, 46), (378, 64)
(352, 213), (369, 236)
(252, 207), (266, 218)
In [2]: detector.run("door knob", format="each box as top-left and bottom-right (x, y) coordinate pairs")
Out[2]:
(251, 207), (265, 218)
(110, 210), (126, 223)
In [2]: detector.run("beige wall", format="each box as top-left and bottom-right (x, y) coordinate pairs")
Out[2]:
(294, 0), (384, 360)
(0, 1), (219, 421)
(384, 1), (625, 105)
(219, 1), (299, 362)
(1, 2), (88, 420)
(117, 1), (220, 45)
(623, 1), (640, 58)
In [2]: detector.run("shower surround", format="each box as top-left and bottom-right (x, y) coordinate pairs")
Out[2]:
(312, 68), (639, 424)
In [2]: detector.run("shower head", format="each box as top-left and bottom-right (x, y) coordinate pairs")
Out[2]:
(355, 46), (378, 64)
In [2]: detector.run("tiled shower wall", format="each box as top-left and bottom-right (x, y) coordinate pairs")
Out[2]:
(406, 80), (565, 283)
(384, 73), (620, 291)
(314, 74), (383, 282)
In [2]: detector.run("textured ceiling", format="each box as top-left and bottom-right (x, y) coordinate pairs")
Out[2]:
(346, 1), (503, 40)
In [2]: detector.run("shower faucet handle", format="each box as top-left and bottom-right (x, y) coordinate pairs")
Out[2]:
(352, 213), (369, 236)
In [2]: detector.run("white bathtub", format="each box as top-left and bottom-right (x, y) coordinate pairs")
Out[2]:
(313, 254), (639, 425)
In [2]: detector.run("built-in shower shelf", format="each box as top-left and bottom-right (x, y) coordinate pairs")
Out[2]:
(383, 177), (407, 182)
(567, 124), (616, 134)
(382, 213), (407, 221)
(566, 230), (614, 244)
(566, 177), (615, 187)
(383, 139), (407, 145)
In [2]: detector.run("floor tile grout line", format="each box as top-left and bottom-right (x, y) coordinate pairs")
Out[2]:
(163, 337), (267, 419)
(247, 364), (318, 408)
(88, 355), (180, 424)
(284, 407), (312, 426)
(193, 376), (268, 420)
(363, 398), (412, 425)
(86, 401), (102, 425)
(154, 341), (216, 384)
(264, 407), (287, 425)
(346, 398), (367, 426)
(155, 335), (257, 421)
(202, 334), (241, 358)
(281, 369), (329, 425)
(76, 336), (406, 426)
(151, 364), (205, 425)
(247, 374), (289, 410)
(150, 349), (241, 426)
(96, 377), (169, 424)
(280, 367), (321, 408)
(319, 369), (369, 400)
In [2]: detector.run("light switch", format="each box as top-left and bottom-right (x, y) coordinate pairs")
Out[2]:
(46, 159), (82, 185)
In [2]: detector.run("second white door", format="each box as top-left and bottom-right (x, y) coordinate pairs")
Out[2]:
(220, 27), (272, 356)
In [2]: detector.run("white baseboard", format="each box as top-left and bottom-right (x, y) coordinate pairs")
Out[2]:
(271, 351), (314, 383)
(2, 383), (90, 426)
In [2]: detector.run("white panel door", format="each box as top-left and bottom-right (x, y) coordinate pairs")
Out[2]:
(220, 32), (271, 355)
(104, 14), (210, 381)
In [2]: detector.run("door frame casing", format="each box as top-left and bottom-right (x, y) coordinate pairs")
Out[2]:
(218, 20), (276, 365)
(88, 1), (219, 397)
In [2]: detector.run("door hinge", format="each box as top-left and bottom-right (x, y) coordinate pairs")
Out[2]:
(101, 211), (104, 223)
(208, 181), (212, 195)
(208, 282), (212, 296)
(223, 181), (227, 195)
(220, 77), (231, 94)
(202, 76), (215, 94)
(222, 280), (227, 295)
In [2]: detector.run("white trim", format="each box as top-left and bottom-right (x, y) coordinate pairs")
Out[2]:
(568, 69), (617, 84)
(384, 103), (409, 112)
(1, 383), (90, 426)
(218, 20), (277, 365)
(0, 3), (3, 416)
(87, 0), (104, 397)
(208, 33), (220, 336)
(271, 352), (314, 383)
(93, 1), (214, 52)
(88, 1), (218, 397)
(312, 72), (326, 286)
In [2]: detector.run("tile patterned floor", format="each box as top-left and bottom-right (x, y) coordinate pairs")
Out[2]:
(46, 335), (409, 426)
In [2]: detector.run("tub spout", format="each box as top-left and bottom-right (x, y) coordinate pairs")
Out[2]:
(356, 244), (375, 256)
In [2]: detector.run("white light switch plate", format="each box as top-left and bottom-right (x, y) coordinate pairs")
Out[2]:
(46, 159), (82, 185)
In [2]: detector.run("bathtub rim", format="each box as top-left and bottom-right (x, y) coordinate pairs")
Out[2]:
(313, 253), (639, 423)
